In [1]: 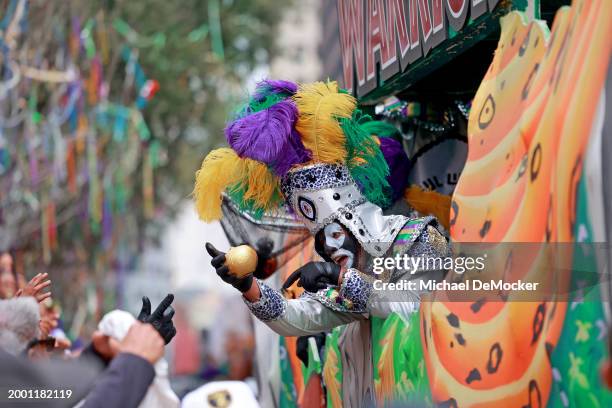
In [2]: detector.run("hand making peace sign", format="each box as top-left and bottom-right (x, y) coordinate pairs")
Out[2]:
(137, 293), (177, 345)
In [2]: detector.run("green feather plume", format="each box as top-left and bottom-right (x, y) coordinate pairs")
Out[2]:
(340, 110), (392, 208)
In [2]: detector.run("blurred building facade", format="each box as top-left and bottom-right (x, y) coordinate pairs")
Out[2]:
(269, 0), (322, 82)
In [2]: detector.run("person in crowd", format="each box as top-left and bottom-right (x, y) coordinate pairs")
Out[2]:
(91, 308), (180, 407)
(0, 272), (16, 299)
(182, 380), (260, 408)
(0, 292), (177, 408)
(0, 251), (23, 299)
(0, 296), (40, 355)
(25, 299), (73, 360)
(44, 299), (72, 352)
(80, 294), (177, 407)
(0, 252), (12, 274)
(0, 318), (166, 408)
(12, 272), (67, 360)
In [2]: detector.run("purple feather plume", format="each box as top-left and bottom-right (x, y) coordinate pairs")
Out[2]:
(253, 79), (297, 101)
(379, 137), (410, 201)
(226, 100), (310, 175)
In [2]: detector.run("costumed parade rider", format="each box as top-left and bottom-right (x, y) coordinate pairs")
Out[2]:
(194, 80), (449, 406)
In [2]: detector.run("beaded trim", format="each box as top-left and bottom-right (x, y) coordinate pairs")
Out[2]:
(338, 269), (372, 313)
(242, 279), (287, 322)
(281, 163), (351, 205)
(392, 216), (436, 256)
(302, 287), (363, 314)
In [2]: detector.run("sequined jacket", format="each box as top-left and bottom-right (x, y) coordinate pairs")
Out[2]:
(243, 216), (449, 337)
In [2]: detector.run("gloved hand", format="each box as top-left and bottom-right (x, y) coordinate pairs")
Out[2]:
(206, 242), (254, 293)
(137, 294), (176, 345)
(282, 262), (341, 293)
(253, 237), (277, 279)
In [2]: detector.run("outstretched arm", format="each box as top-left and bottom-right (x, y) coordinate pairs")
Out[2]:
(243, 279), (365, 337)
(206, 242), (365, 336)
(81, 322), (163, 408)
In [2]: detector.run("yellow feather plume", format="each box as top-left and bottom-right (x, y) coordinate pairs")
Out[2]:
(237, 159), (281, 211)
(193, 148), (282, 222)
(193, 148), (242, 222)
(293, 81), (355, 163)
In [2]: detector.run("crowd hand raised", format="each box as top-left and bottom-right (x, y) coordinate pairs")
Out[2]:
(39, 313), (59, 338)
(16, 273), (52, 303)
(119, 322), (165, 365)
(205, 242), (253, 293)
(137, 294), (176, 345)
(282, 262), (341, 293)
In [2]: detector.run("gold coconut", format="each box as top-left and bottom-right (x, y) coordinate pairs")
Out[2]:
(225, 245), (258, 278)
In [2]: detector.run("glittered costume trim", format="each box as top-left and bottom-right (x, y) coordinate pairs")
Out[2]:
(338, 268), (372, 313)
(392, 216), (437, 256)
(243, 279), (287, 322)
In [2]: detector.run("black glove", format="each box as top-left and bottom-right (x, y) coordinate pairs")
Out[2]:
(282, 261), (341, 293)
(253, 237), (275, 279)
(296, 332), (327, 367)
(137, 294), (176, 345)
(206, 242), (253, 293)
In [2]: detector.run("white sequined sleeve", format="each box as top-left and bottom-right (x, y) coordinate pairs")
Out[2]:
(243, 278), (367, 337)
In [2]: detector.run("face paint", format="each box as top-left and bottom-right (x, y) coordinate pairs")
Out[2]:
(316, 222), (358, 269)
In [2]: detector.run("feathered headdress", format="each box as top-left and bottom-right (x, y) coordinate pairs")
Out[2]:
(194, 80), (396, 222)
(293, 81), (391, 207)
(194, 80), (306, 221)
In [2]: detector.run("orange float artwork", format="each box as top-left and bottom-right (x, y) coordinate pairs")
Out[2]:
(422, 0), (611, 406)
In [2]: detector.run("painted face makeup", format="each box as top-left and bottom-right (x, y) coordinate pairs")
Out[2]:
(315, 222), (358, 269)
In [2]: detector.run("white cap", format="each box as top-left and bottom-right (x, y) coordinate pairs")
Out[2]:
(181, 381), (260, 408)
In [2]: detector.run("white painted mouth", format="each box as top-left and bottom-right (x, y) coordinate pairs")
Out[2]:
(331, 249), (354, 268)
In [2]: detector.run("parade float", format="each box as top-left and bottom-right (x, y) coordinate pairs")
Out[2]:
(214, 0), (611, 406)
